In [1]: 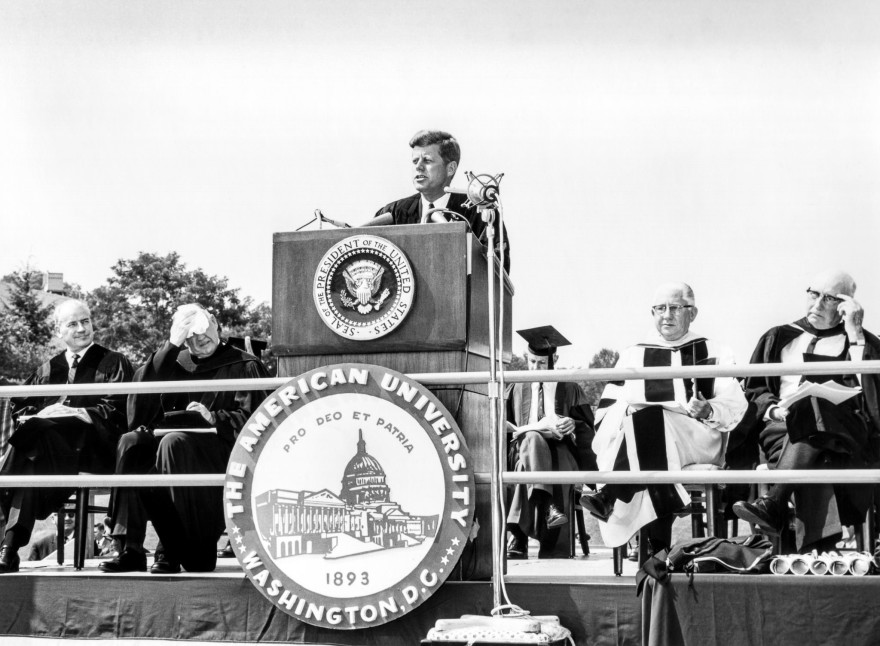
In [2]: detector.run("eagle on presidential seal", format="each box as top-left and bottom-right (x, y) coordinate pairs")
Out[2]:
(339, 259), (392, 314)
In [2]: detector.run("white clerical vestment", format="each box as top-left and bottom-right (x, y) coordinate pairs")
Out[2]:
(592, 330), (747, 547)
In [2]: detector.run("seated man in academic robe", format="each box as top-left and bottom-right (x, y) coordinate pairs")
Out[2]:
(0, 299), (133, 573)
(100, 304), (268, 574)
(505, 326), (596, 560)
(580, 282), (747, 553)
(362, 129), (510, 273)
(733, 271), (880, 552)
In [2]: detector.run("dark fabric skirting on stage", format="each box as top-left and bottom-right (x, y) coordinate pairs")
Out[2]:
(642, 573), (880, 646)
(0, 575), (640, 645)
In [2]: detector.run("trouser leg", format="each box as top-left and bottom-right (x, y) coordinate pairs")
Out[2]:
(769, 439), (823, 502)
(2, 419), (82, 548)
(150, 432), (226, 571)
(109, 430), (157, 548)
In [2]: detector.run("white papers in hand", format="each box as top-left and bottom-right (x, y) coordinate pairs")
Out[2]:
(628, 401), (689, 416)
(778, 382), (861, 410)
(154, 427), (217, 437)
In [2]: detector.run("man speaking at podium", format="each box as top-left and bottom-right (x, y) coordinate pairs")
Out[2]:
(365, 129), (510, 272)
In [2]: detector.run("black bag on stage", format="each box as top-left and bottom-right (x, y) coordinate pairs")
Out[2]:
(637, 534), (774, 595)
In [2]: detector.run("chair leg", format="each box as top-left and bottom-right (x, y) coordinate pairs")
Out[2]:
(56, 510), (65, 566)
(613, 547), (623, 576)
(863, 503), (875, 552)
(637, 528), (649, 565)
(706, 486), (717, 537)
(576, 508), (589, 556)
(569, 487), (576, 559)
(74, 487), (89, 570)
(690, 490), (705, 538)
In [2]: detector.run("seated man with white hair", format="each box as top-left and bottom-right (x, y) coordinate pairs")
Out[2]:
(580, 282), (747, 553)
(101, 304), (268, 575)
(734, 270), (880, 552)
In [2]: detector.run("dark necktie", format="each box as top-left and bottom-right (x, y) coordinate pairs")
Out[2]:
(68, 354), (80, 384)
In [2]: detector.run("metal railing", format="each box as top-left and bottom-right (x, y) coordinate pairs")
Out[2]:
(3, 358), (880, 493)
(2, 360), (878, 586)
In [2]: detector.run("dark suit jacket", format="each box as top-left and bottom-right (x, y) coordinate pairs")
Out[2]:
(506, 381), (596, 471)
(375, 192), (511, 273)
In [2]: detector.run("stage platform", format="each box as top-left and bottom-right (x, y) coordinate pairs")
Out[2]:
(0, 545), (642, 646)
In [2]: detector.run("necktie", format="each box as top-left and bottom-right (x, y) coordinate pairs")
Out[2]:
(537, 383), (545, 420)
(68, 354), (80, 384)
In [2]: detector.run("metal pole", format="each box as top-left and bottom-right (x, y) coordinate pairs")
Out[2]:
(480, 203), (504, 610)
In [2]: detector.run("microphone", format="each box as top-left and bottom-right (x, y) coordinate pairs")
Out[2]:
(445, 171), (504, 208)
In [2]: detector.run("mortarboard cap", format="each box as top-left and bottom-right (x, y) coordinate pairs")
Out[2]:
(516, 325), (571, 357)
(227, 336), (268, 358)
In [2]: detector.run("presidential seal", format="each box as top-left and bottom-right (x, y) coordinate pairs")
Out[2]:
(224, 364), (474, 630)
(313, 235), (415, 340)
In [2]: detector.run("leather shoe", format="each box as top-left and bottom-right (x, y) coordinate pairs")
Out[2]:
(732, 496), (784, 535)
(506, 534), (527, 560)
(150, 554), (182, 574)
(0, 544), (20, 574)
(99, 549), (147, 573)
(580, 489), (615, 522)
(545, 503), (568, 528)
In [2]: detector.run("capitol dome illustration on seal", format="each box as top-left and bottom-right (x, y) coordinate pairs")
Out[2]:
(340, 430), (390, 504)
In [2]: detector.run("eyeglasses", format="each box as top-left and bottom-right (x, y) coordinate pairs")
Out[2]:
(651, 304), (693, 315)
(806, 289), (844, 306)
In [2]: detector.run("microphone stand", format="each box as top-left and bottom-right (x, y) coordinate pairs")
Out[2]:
(481, 199), (504, 610)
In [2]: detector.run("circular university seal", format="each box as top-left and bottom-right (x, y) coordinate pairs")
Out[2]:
(224, 364), (475, 630)
(313, 235), (415, 340)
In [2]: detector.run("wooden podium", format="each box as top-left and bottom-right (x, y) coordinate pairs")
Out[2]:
(272, 222), (512, 579)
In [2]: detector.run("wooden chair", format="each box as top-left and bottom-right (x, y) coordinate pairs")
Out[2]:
(57, 479), (109, 569)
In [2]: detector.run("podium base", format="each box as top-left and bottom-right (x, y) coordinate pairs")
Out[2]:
(422, 614), (572, 645)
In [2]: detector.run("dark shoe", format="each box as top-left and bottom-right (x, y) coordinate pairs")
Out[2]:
(580, 489), (615, 522)
(545, 503), (568, 528)
(99, 549), (147, 573)
(217, 541), (235, 558)
(506, 534), (527, 560)
(0, 544), (20, 573)
(732, 496), (784, 535)
(150, 554), (182, 574)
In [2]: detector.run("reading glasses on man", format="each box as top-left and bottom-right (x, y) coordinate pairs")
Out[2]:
(806, 289), (844, 306)
(651, 304), (693, 315)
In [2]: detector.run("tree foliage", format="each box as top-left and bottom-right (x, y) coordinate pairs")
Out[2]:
(1, 256), (273, 379)
(0, 268), (56, 380)
(507, 352), (528, 371)
(87, 252), (271, 365)
(579, 347), (620, 406)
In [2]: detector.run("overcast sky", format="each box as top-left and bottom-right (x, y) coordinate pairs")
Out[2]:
(2, 0), (879, 367)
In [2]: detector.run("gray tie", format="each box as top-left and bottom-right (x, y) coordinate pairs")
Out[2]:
(68, 354), (80, 384)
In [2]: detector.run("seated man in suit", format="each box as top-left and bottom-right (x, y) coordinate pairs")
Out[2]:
(506, 326), (596, 560)
(364, 129), (510, 272)
(101, 303), (268, 574)
(0, 299), (133, 573)
(580, 282), (747, 554)
(733, 271), (880, 552)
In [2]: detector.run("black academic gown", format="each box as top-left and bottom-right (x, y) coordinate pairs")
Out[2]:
(743, 321), (880, 549)
(375, 192), (511, 273)
(0, 344), (132, 545)
(109, 341), (268, 571)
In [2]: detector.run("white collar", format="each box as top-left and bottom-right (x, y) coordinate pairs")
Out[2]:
(421, 192), (451, 214)
(67, 343), (94, 364)
(641, 329), (702, 349)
